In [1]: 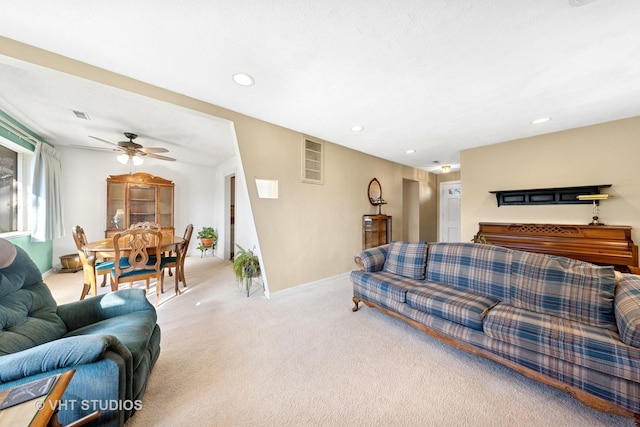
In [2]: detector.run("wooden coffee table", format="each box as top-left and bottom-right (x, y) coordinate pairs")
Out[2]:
(0, 370), (99, 427)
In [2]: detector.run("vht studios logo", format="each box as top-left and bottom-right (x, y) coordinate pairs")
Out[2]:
(36, 399), (143, 411)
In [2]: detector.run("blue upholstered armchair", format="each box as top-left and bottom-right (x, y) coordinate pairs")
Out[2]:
(0, 239), (161, 427)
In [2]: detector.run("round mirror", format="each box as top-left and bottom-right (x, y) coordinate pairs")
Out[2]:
(368, 178), (382, 206)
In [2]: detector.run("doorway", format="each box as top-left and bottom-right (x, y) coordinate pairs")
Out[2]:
(224, 173), (236, 260)
(439, 180), (461, 242)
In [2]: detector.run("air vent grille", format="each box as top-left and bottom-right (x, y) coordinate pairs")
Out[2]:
(72, 110), (91, 120)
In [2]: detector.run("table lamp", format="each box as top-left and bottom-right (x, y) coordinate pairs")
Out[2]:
(374, 197), (387, 214)
(577, 194), (610, 225)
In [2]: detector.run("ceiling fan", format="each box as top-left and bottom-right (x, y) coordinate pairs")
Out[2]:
(89, 132), (176, 164)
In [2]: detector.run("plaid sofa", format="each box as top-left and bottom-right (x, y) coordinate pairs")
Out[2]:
(351, 241), (640, 418)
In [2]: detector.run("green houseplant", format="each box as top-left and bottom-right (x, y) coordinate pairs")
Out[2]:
(471, 235), (491, 245)
(233, 244), (261, 297)
(197, 226), (217, 256)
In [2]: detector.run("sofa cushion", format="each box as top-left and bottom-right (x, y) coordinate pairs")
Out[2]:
(0, 245), (67, 356)
(484, 303), (640, 383)
(382, 241), (428, 280)
(615, 273), (640, 348)
(510, 251), (617, 330)
(406, 283), (499, 331)
(351, 270), (425, 305)
(426, 242), (512, 301)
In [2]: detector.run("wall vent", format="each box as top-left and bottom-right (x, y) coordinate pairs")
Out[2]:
(301, 137), (323, 184)
(72, 110), (91, 120)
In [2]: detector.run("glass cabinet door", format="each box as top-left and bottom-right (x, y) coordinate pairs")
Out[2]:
(129, 185), (156, 225)
(159, 186), (173, 228)
(107, 183), (126, 230)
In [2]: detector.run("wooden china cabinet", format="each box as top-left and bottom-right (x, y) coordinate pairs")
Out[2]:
(362, 214), (392, 250)
(105, 172), (175, 237)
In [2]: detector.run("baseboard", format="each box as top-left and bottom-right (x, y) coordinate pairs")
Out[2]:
(272, 272), (351, 297)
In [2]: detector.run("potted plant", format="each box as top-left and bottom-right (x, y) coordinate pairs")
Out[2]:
(197, 226), (217, 256)
(233, 244), (261, 297)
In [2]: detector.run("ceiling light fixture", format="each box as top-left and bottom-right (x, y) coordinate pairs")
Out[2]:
(531, 117), (551, 124)
(232, 73), (255, 86)
(351, 125), (364, 132)
(441, 165), (451, 173)
(406, 149), (416, 154)
(117, 153), (129, 165)
(117, 153), (144, 166)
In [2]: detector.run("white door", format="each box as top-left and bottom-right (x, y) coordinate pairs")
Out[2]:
(439, 181), (461, 242)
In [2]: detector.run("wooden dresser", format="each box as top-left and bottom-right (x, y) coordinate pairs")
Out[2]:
(475, 222), (639, 273)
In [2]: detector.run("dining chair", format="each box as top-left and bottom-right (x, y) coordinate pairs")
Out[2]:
(111, 227), (164, 306)
(72, 225), (113, 300)
(132, 222), (180, 281)
(160, 223), (193, 295)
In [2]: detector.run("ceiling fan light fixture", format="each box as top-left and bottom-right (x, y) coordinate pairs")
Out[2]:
(117, 153), (129, 164)
(132, 156), (144, 166)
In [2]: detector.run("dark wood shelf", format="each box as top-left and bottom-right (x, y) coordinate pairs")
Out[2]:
(489, 184), (611, 207)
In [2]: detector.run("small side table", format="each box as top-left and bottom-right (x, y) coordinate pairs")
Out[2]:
(0, 370), (100, 427)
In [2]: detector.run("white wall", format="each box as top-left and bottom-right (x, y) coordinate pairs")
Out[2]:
(53, 145), (232, 264)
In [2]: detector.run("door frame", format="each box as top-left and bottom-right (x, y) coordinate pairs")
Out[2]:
(438, 180), (461, 242)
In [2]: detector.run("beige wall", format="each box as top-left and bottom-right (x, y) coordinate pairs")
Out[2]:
(1, 37), (438, 293)
(236, 126), (438, 291)
(461, 116), (640, 243)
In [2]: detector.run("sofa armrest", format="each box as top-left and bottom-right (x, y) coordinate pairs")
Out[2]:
(57, 288), (155, 332)
(355, 244), (389, 272)
(0, 335), (129, 384)
(615, 274), (640, 348)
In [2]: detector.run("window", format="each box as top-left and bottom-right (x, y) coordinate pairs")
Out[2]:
(0, 145), (17, 233)
(301, 137), (324, 184)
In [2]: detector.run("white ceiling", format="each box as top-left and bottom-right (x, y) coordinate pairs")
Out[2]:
(1, 0), (639, 172)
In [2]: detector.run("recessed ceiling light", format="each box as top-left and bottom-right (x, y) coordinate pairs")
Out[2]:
(531, 117), (551, 124)
(351, 125), (364, 132)
(232, 73), (255, 86)
(406, 149), (416, 154)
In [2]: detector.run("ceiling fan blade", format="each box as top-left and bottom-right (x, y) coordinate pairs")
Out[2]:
(69, 144), (120, 153)
(144, 152), (176, 161)
(138, 147), (169, 154)
(89, 135), (119, 147)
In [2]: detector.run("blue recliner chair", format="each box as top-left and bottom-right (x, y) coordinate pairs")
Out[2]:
(0, 239), (161, 426)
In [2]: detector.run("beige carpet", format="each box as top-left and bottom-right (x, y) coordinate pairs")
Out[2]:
(45, 257), (633, 426)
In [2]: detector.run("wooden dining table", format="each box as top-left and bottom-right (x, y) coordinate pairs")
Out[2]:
(83, 234), (185, 298)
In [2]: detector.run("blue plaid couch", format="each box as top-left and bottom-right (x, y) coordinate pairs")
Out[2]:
(351, 241), (640, 420)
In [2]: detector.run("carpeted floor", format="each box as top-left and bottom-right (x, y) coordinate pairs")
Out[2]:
(45, 256), (633, 426)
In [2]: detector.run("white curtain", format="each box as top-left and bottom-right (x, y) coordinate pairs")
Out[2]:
(31, 141), (65, 242)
